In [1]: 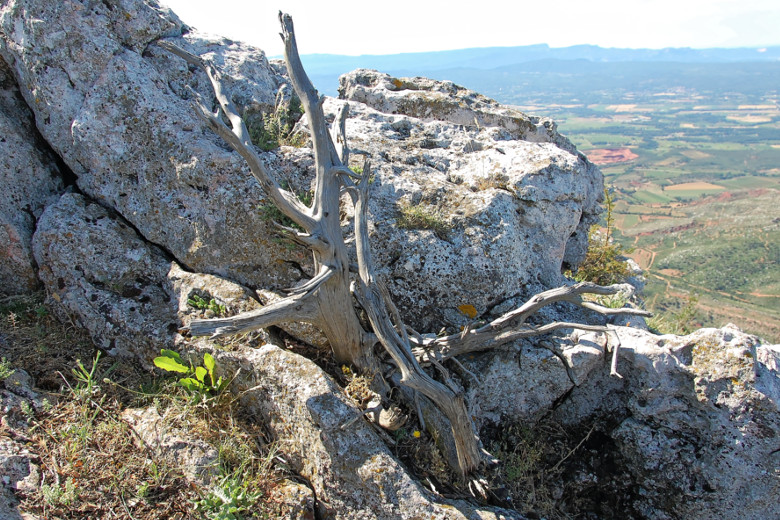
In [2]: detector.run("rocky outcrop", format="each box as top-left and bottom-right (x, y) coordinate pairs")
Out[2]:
(327, 77), (602, 329)
(0, 0), (308, 292)
(2, 1), (778, 519)
(0, 56), (63, 296)
(553, 325), (780, 519)
(1, 0), (601, 333)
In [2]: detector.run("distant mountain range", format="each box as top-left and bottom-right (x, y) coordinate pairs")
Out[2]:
(294, 44), (780, 99)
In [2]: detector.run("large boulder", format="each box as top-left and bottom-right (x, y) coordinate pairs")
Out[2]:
(0, 0), (308, 291)
(0, 56), (63, 296)
(31, 191), (265, 365)
(553, 325), (780, 520)
(329, 71), (602, 330)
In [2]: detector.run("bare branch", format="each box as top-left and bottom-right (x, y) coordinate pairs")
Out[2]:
(330, 102), (350, 165)
(351, 162), (482, 477)
(158, 40), (315, 232)
(283, 264), (336, 296)
(413, 282), (652, 362)
(188, 292), (318, 338)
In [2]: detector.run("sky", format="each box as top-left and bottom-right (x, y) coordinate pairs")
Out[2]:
(159, 0), (780, 57)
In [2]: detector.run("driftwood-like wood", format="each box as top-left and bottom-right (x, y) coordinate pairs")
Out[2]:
(161, 12), (650, 479)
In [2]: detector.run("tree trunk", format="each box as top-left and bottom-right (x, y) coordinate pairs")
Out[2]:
(160, 12), (651, 480)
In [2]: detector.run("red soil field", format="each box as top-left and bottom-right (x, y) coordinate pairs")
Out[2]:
(586, 148), (638, 165)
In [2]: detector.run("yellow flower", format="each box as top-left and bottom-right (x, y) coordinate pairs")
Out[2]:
(412, 430), (421, 438)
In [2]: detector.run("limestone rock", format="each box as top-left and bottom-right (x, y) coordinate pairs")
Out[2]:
(31, 191), (265, 365)
(554, 325), (780, 520)
(0, 0), (309, 291)
(208, 343), (522, 520)
(0, 56), (64, 296)
(122, 407), (218, 484)
(327, 82), (602, 329)
(338, 69), (577, 153)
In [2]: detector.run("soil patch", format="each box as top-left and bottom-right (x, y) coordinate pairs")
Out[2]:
(665, 181), (725, 191)
(586, 148), (638, 165)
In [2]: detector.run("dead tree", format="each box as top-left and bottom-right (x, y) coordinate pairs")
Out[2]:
(159, 13), (650, 479)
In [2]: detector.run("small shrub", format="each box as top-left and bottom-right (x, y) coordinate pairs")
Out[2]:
(571, 188), (632, 285)
(0, 357), (14, 381)
(194, 471), (266, 520)
(648, 294), (700, 335)
(247, 94), (306, 152)
(188, 294), (227, 316)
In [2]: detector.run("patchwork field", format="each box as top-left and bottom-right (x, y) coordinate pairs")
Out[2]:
(513, 87), (780, 342)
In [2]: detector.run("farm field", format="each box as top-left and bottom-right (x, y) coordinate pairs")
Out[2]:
(514, 87), (780, 341)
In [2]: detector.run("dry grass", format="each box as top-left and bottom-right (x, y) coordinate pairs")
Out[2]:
(0, 293), (288, 520)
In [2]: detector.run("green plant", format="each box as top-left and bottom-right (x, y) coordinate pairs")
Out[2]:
(194, 471), (265, 520)
(71, 352), (104, 400)
(571, 188), (632, 285)
(20, 400), (35, 419)
(396, 201), (450, 239)
(188, 294), (227, 316)
(258, 184), (312, 233)
(41, 477), (79, 507)
(0, 356), (15, 380)
(153, 350), (229, 402)
(247, 95), (306, 152)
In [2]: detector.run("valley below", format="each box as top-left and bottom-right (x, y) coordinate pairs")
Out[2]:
(511, 84), (780, 341)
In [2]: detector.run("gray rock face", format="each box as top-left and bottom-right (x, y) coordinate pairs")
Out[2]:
(122, 406), (219, 483)
(1, 0), (308, 291)
(331, 72), (602, 329)
(554, 325), (780, 520)
(0, 56), (63, 296)
(31, 191), (264, 365)
(211, 343), (522, 520)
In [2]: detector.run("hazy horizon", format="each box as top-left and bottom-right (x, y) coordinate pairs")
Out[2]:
(160, 0), (780, 57)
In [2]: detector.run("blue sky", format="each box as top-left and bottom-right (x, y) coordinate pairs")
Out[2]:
(160, 0), (780, 56)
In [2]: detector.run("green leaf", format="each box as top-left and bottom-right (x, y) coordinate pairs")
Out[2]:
(159, 349), (184, 363)
(203, 352), (216, 375)
(195, 366), (208, 383)
(153, 356), (189, 373)
(179, 377), (205, 393)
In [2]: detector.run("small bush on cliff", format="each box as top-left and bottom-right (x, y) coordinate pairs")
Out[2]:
(247, 94), (306, 151)
(571, 188), (632, 285)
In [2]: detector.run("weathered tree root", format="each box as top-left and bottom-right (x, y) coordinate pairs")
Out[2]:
(161, 12), (650, 479)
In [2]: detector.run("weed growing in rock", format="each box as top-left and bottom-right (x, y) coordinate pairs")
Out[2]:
(188, 294), (227, 316)
(194, 470), (267, 519)
(246, 94), (306, 152)
(153, 349), (229, 404)
(0, 356), (14, 380)
(396, 200), (450, 239)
